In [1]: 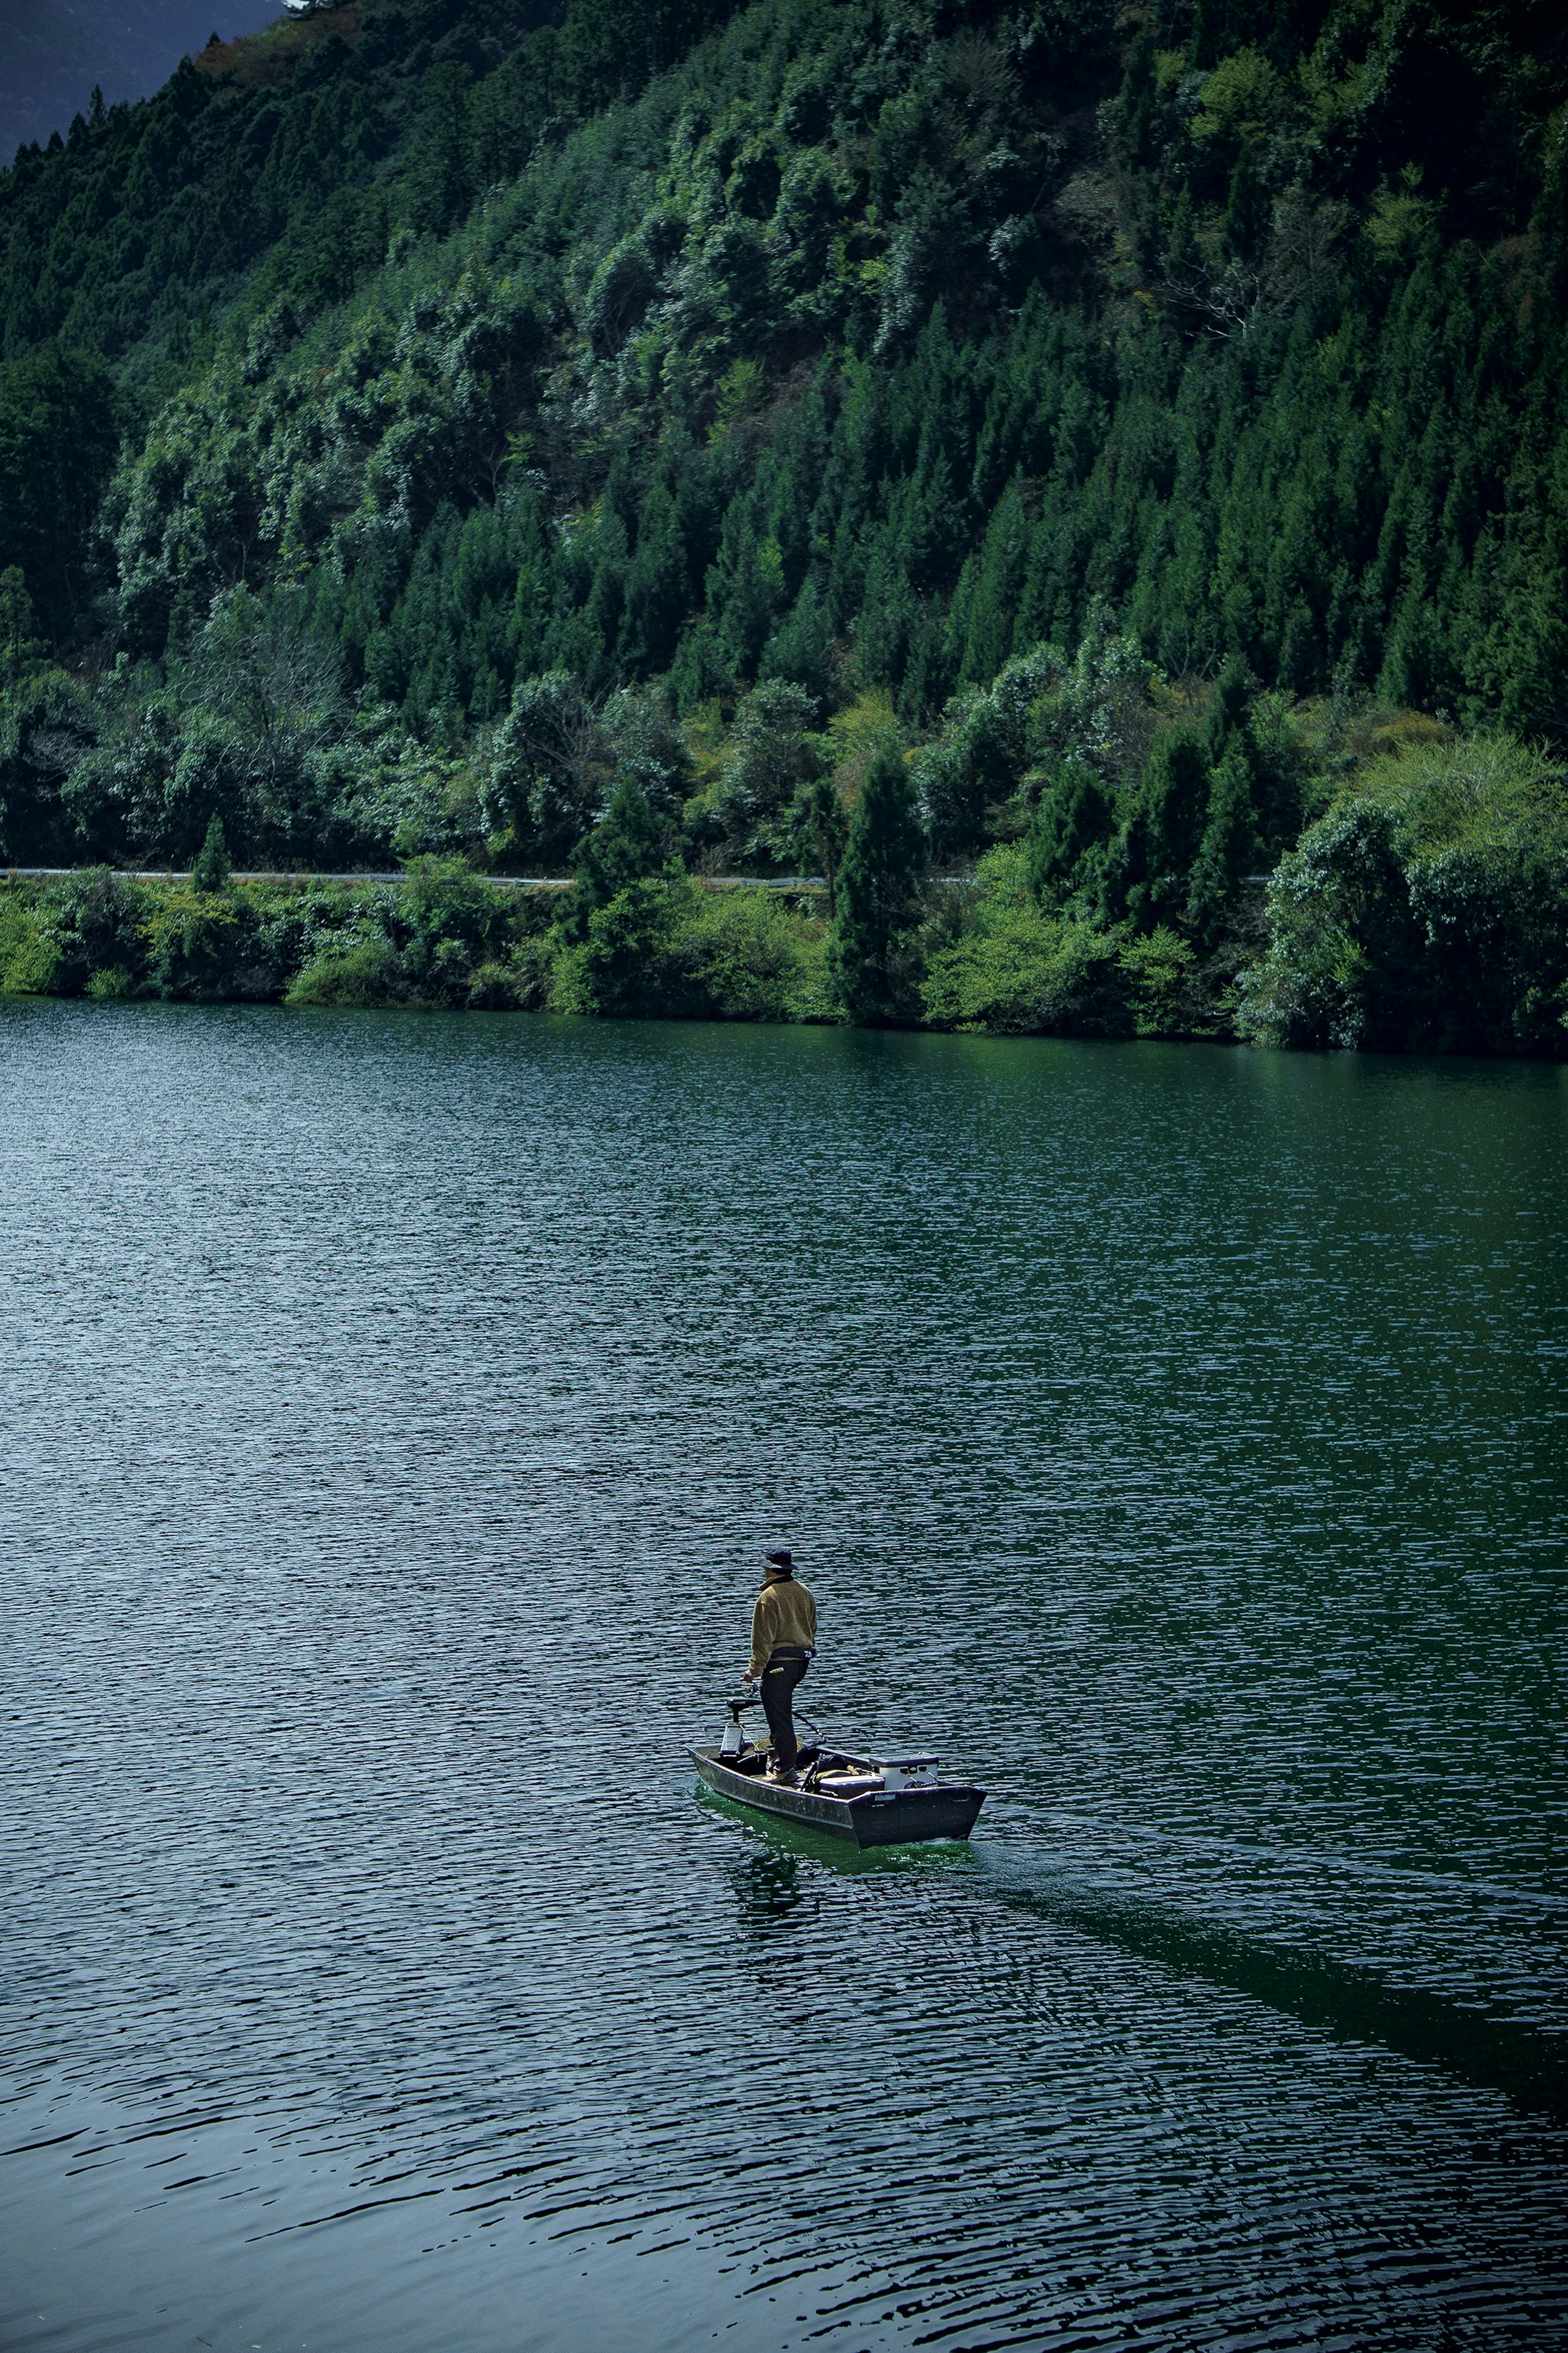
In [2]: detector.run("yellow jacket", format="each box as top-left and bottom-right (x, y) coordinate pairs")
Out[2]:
(748, 1577), (817, 1678)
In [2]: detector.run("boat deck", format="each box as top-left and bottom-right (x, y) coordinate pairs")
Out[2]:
(692, 1749), (985, 1847)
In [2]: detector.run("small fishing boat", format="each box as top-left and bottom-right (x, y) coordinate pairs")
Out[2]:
(692, 1696), (985, 1848)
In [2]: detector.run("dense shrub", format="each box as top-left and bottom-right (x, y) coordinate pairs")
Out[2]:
(1237, 742), (1568, 1056)
(922, 847), (1210, 1038)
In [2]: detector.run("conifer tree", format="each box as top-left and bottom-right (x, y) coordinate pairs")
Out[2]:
(831, 739), (927, 1022)
(1025, 758), (1115, 909)
(0, 568), (45, 691)
(566, 777), (668, 938)
(191, 812), (232, 894)
(1116, 728), (1212, 930)
(791, 772), (848, 917)
(1186, 737), (1262, 946)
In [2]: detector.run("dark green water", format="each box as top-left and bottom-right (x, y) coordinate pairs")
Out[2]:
(2, 1003), (1564, 2353)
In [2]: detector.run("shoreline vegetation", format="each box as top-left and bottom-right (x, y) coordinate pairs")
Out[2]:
(4, 0), (1568, 1058)
(5, 679), (1566, 1052)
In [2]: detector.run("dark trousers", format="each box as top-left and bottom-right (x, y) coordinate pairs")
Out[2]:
(761, 1652), (810, 1777)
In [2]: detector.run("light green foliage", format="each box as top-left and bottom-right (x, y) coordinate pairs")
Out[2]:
(674, 884), (835, 1021)
(922, 846), (1206, 1037)
(554, 875), (834, 1021)
(922, 851), (1118, 1033)
(1237, 738), (1568, 1054)
(0, 862), (836, 1024)
(1336, 735), (1568, 858)
(1118, 926), (1205, 1037)
(1189, 51), (1282, 149)
(710, 359), (766, 439)
(0, 889), (61, 994)
(0, 861), (549, 1009)
(1, 869), (143, 996)
(287, 937), (409, 1009)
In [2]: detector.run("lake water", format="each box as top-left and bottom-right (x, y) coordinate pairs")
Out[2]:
(2, 1002), (1565, 2353)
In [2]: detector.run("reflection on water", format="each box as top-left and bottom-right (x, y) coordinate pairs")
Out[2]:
(1, 1002), (1564, 2351)
(732, 1845), (809, 1930)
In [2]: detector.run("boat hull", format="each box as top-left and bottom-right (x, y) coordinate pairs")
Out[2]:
(692, 1749), (984, 1847)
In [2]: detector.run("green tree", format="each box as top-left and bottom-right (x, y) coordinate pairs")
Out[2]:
(831, 738), (928, 1022)
(1186, 736), (1263, 943)
(567, 776), (670, 938)
(484, 672), (608, 869)
(0, 568), (45, 689)
(1025, 757), (1116, 909)
(790, 771), (849, 916)
(708, 681), (823, 868)
(191, 811), (232, 893)
(0, 342), (118, 639)
(1116, 728), (1212, 930)
(407, 63), (473, 238)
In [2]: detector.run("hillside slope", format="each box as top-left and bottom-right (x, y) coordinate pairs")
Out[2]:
(2, 0), (1567, 1052)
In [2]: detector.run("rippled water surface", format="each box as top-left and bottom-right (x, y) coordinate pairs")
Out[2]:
(2, 1002), (1566, 2353)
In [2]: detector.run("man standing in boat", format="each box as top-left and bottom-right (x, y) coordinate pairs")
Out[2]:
(744, 1549), (816, 1785)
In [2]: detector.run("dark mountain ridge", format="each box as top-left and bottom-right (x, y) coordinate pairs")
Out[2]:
(0, 1), (279, 163)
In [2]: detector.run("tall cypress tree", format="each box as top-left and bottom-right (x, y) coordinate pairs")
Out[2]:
(1116, 727), (1212, 930)
(567, 776), (668, 939)
(1186, 737), (1263, 946)
(1026, 757), (1115, 909)
(831, 740), (928, 1023)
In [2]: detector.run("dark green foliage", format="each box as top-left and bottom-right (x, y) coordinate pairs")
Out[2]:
(0, 663), (96, 861)
(4, 0), (1568, 780)
(568, 775), (669, 935)
(1115, 728), (1212, 931)
(191, 812), (232, 892)
(0, 565), (44, 685)
(1238, 743), (1568, 1054)
(831, 738), (927, 1021)
(689, 679), (824, 869)
(12, 0), (1568, 779)
(1, 0), (1567, 1051)
(568, 876), (688, 1016)
(485, 670), (607, 868)
(0, 862), (565, 1007)
(0, 342), (117, 640)
(918, 645), (1062, 860)
(1185, 735), (1261, 946)
(1025, 758), (1114, 910)
(789, 769), (847, 914)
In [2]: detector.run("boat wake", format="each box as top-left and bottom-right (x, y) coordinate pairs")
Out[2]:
(982, 1851), (1568, 2126)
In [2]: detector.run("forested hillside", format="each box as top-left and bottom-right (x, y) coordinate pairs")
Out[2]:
(3, 0), (1567, 1053)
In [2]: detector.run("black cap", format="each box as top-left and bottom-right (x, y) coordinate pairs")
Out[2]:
(763, 1548), (793, 1571)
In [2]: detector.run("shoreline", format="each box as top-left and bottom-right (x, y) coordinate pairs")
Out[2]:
(3, 867), (1566, 1061)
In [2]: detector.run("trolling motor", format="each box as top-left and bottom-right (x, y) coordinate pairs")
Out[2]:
(719, 1693), (765, 1758)
(717, 1691), (823, 1771)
